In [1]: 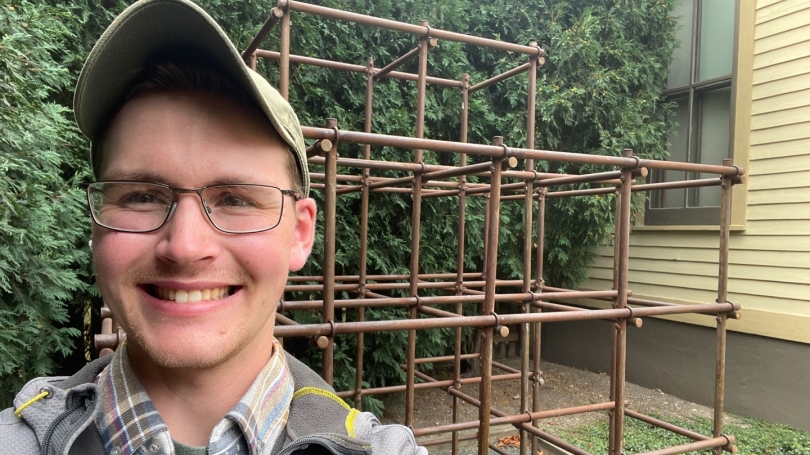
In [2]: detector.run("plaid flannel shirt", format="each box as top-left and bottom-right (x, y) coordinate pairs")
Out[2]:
(94, 339), (293, 455)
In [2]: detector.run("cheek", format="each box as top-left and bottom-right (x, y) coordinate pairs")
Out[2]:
(91, 229), (150, 285)
(234, 233), (293, 280)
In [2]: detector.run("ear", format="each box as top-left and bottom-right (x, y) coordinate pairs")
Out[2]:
(288, 197), (317, 271)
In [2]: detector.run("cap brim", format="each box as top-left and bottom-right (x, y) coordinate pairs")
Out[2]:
(75, 0), (309, 195)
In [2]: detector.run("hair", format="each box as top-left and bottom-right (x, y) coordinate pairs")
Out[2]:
(95, 56), (304, 195)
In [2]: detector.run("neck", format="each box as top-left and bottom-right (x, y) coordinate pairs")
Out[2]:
(127, 332), (276, 447)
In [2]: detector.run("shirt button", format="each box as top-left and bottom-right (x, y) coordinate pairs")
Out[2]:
(110, 447), (122, 455)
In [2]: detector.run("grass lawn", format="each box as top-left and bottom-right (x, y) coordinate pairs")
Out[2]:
(558, 414), (810, 454)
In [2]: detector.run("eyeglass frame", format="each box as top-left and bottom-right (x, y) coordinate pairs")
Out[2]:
(86, 180), (303, 234)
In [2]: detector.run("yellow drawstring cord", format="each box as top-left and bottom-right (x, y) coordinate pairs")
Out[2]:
(14, 390), (50, 418)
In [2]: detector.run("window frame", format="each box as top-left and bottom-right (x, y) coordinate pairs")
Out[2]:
(645, 0), (739, 226)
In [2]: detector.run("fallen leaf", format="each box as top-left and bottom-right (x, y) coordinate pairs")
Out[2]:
(495, 434), (520, 447)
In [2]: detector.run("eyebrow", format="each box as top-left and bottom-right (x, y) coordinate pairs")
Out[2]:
(99, 169), (267, 187)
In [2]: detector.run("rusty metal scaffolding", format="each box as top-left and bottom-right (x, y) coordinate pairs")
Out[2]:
(96, 2), (744, 454)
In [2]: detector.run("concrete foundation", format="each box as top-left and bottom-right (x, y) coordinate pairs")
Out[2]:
(541, 317), (810, 432)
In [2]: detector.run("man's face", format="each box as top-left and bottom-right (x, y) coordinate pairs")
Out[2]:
(93, 91), (315, 371)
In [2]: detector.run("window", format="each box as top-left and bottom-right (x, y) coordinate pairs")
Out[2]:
(646, 0), (736, 226)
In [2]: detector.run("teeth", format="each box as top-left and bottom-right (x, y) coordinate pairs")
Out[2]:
(153, 286), (231, 303)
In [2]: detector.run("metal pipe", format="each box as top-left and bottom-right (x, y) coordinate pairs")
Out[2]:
(419, 433), (478, 447)
(279, 290), (628, 310)
(278, 0), (291, 99)
(625, 409), (711, 442)
(321, 118), (339, 384)
(354, 57), (375, 410)
(532, 301), (642, 327)
(405, 26), (430, 427)
(242, 7), (283, 60)
(478, 138), (504, 454)
(521, 45), (539, 455)
(635, 436), (735, 455)
(713, 159), (734, 454)
(258, 50), (462, 86)
(608, 185), (621, 455)
(610, 150), (634, 455)
(336, 370), (529, 398)
(532, 189), (546, 448)
(536, 170), (624, 187)
(374, 41), (438, 80)
(469, 62), (531, 93)
(446, 388), (595, 455)
(414, 353), (479, 364)
(452, 73), (470, 455)
(288, 1), (544, 56)
(302, 127), (744, 175)
(287, 272), (483, 282)
(415, 401), (615, 437)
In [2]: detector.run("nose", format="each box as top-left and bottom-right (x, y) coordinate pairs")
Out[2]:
(154, 193), (221, 265)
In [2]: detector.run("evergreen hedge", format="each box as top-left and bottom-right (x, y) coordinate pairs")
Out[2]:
(0, 0), (676, 410)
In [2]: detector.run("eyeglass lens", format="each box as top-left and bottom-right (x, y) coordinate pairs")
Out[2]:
(88, 182), (286, 233)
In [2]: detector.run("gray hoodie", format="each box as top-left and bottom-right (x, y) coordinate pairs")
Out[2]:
(0, 354), (426, 455)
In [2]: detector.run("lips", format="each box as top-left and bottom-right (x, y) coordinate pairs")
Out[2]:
(145, 285), (235, 303)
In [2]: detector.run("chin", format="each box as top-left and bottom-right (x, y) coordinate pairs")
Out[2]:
(128, 330), (244, 370)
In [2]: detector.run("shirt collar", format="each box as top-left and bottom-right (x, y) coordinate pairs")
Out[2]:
(94, 339), (294, 455)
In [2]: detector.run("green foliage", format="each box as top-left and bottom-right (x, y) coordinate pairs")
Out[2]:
(559, 414), (810, 454)
(0, 0), (91, 406)
(3, 0), (677, 414)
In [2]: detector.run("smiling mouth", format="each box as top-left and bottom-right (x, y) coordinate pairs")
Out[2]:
(144, 285), (237, 303)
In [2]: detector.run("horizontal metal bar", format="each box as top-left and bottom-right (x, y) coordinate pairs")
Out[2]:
(287, 272), (483, 283)
(634, 436), (734, 455)
(257, 50), (461, 86)
(302, 127), (744, 175)
(288, 1), (544, 56)
(413, 401), (615, 437)
(274, 301), (738, 337)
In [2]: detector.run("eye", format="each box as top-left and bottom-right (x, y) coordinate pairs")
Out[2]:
(214, 190), (259, 208)
(119, 191), (163, 205)
(108, 186), (171, 207)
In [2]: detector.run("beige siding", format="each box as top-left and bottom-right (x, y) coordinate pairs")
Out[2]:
(581, 0), (810, 343)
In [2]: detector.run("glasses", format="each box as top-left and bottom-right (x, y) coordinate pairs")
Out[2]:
(87, 181), (301, 234)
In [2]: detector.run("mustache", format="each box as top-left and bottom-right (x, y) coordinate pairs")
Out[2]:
(126, 264), (253, 285)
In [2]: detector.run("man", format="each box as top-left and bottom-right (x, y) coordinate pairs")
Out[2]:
(0, 0), (425, 454)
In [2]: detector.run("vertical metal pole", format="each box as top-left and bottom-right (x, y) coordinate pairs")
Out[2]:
(478, 137), (504, 455)
(322, 118), (339, 385)
(278, 0), (291, 99)
(713, 159), (733, 454)
(452, 73), (470, 455)
(611, 149), (634, 455)
(355, 58), (375, 410)
(532, 188), (546, 455)
(608, 186), (621, 455)
(406, 25), (430, 427)
(249, 48), (258, 71)
(520, 42), (539, 455)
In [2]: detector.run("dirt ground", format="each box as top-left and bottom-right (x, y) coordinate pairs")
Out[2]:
(380, 355), (728, 454)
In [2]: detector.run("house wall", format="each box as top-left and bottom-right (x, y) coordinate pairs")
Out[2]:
(583, 0), (810, 344)
(554, 0), (810, 428)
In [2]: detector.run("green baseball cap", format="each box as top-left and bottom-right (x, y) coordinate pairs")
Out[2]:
(74, 0), (310, 196)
